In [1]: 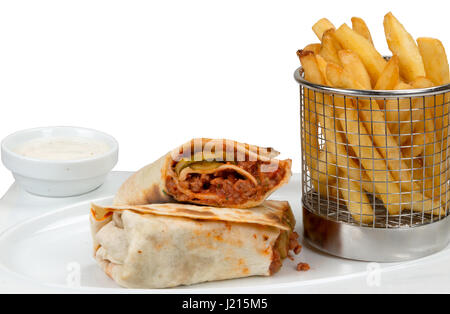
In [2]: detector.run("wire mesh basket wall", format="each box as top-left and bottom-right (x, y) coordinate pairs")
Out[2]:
(296, 67), (450, 229)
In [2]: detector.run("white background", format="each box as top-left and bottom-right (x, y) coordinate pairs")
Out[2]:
(0, 0), (448, 196)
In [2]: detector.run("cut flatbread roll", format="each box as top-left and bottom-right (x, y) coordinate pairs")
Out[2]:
(114, 138), (292, 209)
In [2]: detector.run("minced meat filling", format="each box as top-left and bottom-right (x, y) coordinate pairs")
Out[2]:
(269, 231), (301, 275)
(166, 161), (286, 206)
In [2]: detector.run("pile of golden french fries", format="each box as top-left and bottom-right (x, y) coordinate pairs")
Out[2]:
(297, 12), (450, 224)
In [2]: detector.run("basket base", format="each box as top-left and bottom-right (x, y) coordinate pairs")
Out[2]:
(303, 207), (450, 262)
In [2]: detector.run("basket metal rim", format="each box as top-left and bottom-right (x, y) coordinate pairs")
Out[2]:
(294, 67), (450, 98)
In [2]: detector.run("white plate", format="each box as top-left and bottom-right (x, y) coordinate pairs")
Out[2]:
(1, 172), (450, 293)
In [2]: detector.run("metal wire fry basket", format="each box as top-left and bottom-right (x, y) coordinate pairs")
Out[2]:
(295, 67), (450, 262)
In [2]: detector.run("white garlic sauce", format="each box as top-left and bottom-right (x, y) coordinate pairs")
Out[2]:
(14, 136), (110, 161)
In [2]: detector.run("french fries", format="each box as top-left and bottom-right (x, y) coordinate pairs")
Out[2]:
(298, 49), (376, 222)
(298, 13), (450, 223)
(297, 51), (329, 194)
(338, 99), (443, 216)
(413, 77), (450, 202)
(326, 63), (421, 194)
(338, 104), (401, 215)
(298, 51), (338, 186)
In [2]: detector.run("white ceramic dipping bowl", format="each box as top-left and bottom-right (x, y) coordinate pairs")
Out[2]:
(1, 126), (119, 197)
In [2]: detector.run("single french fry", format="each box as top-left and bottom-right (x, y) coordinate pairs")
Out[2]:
(312, 18), (336, 41)
(303, 43), (322, 55)
(335, 170), (374, 224)
(315, 54), (330, 85)
(334, 24), (386, 85)
(417, 38), (450, 169)
(384, 12), (426, 82)
(375, 55), (400, 92)
(298, 50), (325, 84)
(319, 29), (342, 65)
(417, 37), (450, 86)
(338, 49), (372, 90)
(351, 17), (374, 45)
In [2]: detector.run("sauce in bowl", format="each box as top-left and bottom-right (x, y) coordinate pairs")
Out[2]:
(14, 136), (111, 161)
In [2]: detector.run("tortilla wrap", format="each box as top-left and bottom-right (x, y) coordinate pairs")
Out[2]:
(90, 200), (299, 289)
(113, 138), (292, 208)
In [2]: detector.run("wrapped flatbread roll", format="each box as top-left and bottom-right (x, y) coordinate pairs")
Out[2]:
(114, 138), (292, 208)
(90, 200), (300, 289)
